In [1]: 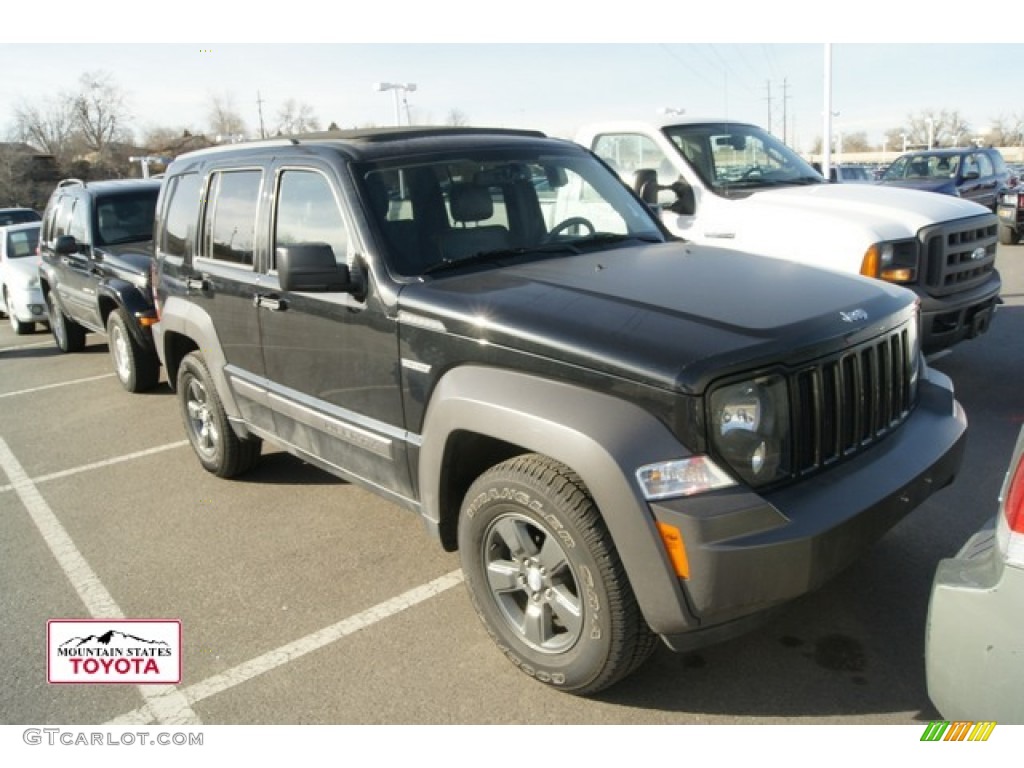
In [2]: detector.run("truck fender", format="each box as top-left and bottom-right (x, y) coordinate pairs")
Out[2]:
(418, 365), (700, 633)
(97, 280), (155, 346)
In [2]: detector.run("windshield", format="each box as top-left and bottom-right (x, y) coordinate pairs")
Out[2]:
(356, 148), (665, 278)
(5, 225), (40, 259)
(93, 190), (159, 246)
(661, 122), (823, 196)
(881, 154), (960, 181)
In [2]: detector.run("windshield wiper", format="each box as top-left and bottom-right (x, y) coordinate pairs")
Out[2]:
(421, 242), (582, 276)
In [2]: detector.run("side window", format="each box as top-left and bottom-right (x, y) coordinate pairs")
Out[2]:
(160, 173), (202, 259)
(592, 134), (674, 185)
(272, 169), (350, 268)
(977, 153), (994, 177)
(48, 195), (73, 242)
(69, 198), (89, 243)
(202, 169), (262, 267)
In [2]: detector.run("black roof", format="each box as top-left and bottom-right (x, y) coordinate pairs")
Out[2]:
(173, 126), (577, 166)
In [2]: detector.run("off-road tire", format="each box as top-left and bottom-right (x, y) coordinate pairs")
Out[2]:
(45, 291), (86, 352)
(106, 308), (160, 392)
(458, 453), (657, 695)
(177, 351), (261, 478)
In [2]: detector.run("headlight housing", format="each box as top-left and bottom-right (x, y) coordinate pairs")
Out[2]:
(860, 239), (918, 284)
(708, 375), (790, 487)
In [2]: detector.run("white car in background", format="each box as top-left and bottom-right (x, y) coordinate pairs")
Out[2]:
(0, 221), (47, 334)
(926, 424), (1024, 722)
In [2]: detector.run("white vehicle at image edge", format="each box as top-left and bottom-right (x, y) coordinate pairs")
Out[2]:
(574, 118), (1002, 356)
(926, 424), (1024, 722)
(0, 221), (47, 334)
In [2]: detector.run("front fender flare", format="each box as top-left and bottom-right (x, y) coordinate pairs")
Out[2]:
(418, 365), (700, 633)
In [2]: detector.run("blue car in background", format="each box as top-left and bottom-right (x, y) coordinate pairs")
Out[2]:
(877, 148), (1010, 211)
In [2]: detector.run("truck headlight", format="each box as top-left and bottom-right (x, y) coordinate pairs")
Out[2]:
(860, 239), (918, 284)
(709, 375), (790, 487)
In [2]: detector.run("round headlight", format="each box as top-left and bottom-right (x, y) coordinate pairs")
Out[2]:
(709, 375), (789, 486)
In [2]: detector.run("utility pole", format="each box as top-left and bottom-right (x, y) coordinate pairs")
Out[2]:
(781, 78), (790, 144)
(765, 80), (773, 134)
(822, 44), (833, 180)
(256, 91), (267, 139)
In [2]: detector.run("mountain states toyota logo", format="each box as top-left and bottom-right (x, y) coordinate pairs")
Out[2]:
(47, 620), (181, 684)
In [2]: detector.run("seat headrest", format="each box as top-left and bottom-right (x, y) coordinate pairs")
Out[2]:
(449, 183), (493, 223)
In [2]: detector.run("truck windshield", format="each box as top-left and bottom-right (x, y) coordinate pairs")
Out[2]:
(662, 122), (823, 197)
(357, 149), (666, 278)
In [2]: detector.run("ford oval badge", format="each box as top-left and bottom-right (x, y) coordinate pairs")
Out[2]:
(971, 247), (987, 261)
(840, 309), (869, 323)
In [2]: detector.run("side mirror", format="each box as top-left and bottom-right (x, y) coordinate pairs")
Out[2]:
(962, 170), (980, 180)
(55, 235), (80, 256)
(667, 180), (696, 216)
(633, 169), (660, 204)
(277, 243), (354, 293)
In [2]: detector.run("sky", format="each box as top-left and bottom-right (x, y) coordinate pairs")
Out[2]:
(2, 4), (1022, 155)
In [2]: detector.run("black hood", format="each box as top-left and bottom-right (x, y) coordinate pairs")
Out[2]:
(98, 240), (155, 279)
(398, 242), (916, 393)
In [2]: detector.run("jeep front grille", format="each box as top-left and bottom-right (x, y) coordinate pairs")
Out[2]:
(791, 324), (916, 475)
(921, 214), (998, 297)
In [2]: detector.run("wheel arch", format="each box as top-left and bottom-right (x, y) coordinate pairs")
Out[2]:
(419, 365), (699, 633)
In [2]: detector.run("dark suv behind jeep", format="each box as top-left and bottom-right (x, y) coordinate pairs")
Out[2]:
(38, 178), (162, 391)
(878, 147), (1010, 211)
(151, 128), (966, 695)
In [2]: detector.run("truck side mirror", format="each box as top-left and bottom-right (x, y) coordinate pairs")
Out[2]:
(633, 169), (660, 204)
(277, 243), (354, 293)
(55, 235), (80, 255)
(667, 180), (696, 216)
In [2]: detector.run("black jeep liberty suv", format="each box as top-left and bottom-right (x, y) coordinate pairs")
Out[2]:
(151, 127), (967, 694)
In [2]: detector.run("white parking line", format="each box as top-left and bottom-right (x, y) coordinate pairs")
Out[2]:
(0, 373), (115, 399)
(106, 569), (465, 725)
(0, 438), (202, 726)
(0, 339), (55, 352)
(0, 441), (189, 494)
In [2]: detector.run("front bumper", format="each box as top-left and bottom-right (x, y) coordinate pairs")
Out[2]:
(997, 202), (1021, 231)
(5, 285), (47, 324)
(925, 522), (1024, 722)
(916, 272), (1001, 355)
(648, 367), (966, 650)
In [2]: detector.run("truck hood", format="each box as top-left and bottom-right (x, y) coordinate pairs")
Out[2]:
(397, 241), (916, 393)
(98, 241), (154, 279)
(742, 182), (987, 235)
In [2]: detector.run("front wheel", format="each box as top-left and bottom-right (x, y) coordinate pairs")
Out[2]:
(998, 223), (1021, 246)
(45, 291), (86, 352)
(177, 351), (261, 477)
(107, 308), (160, 392)
(6, 289), (33, 335)
(458, 453), (657, 695)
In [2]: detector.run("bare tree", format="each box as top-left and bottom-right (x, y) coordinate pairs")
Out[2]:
(905, 109), (972, 148)
(985, 114), (1024, 147)
(445, 109), (469, 127)
(207, 93), (247, 141)
(74, 71), (131, 155)
(275, 99), (320, 135)
(13, 94), (79, 162)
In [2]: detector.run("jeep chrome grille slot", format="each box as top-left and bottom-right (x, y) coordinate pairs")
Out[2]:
(792, 326), (913, 475)
(922, 215), (998, 297)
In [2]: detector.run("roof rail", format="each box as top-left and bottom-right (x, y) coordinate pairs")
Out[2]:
(57, 178), (86, 188)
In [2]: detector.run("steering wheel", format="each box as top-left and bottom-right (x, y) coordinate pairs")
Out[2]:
(545, 216), (596, 241)
(740, 166), (764, 180)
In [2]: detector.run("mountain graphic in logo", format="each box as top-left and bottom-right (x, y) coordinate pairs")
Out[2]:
(59, 630), (170, 650)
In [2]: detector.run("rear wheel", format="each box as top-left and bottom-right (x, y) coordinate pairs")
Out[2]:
(106, 308), (160, 392)
(45, 291), (86, 352)
(998, 223), (1021, 246)
(177, 351), (261, 477)
(458, 453), (657, 695)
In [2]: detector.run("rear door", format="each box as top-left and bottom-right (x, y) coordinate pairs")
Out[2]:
(186, 165), (276, 433)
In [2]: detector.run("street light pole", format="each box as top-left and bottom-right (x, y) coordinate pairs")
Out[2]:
(374, 82), (417, 126)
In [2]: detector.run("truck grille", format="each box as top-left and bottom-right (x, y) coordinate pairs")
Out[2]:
(791, 323), (917, 475)
(921, 214), (998, 297)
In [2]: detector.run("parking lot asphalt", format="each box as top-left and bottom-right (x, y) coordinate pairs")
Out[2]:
(2, 243), (1023, 726)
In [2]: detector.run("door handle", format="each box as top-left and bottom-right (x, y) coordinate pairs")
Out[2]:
(254, 294), (287, 312)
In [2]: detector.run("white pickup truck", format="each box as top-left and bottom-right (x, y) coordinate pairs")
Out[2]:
(573, 118), (1002, 355)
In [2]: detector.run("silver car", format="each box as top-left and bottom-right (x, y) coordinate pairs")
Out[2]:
(926, 424), (1024, 722)
(0, 221), (47, 335)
